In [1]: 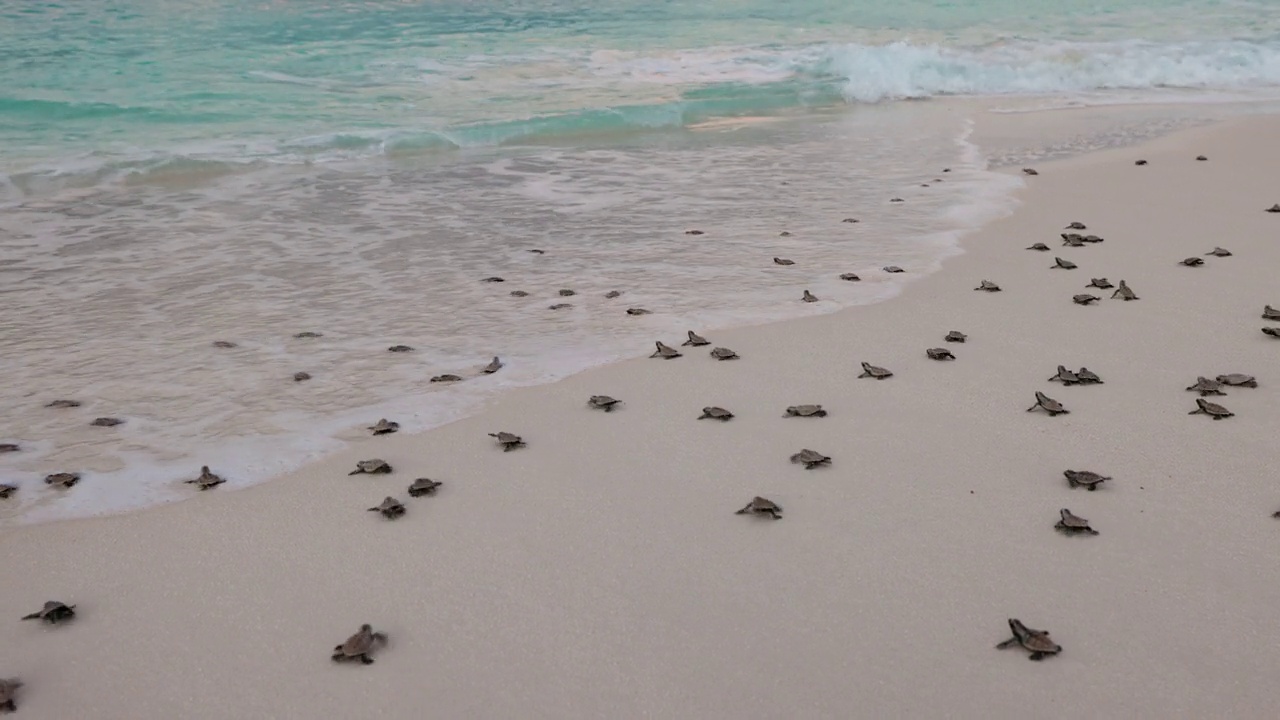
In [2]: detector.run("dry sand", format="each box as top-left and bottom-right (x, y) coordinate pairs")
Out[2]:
(3, 114), (1280, 719)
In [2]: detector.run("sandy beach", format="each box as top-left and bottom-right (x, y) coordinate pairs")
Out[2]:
(4, 112), (1280, 718)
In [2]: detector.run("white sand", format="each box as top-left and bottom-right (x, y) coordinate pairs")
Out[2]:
(3, 114), (1280, 718)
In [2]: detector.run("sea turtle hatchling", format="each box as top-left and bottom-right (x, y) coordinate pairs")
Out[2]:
(1086, 278), (1113, 289)
(387, 345), (414, 353)
(1264, 327), (1280, 339)
(367, 496), (405, 520)
(0, 484), (16, 499)
(45, 399), (81, 409)
(1075, 367), (1103, 384)
(1186, 377), (1225, 396)
(91, 417), (124, 427)
(349, 459), (392, 475)
(839, 273), (861, 281)
(1022, 168), (1039, 176)
(1196, 155), (1208, 161)
(1027, 391), (1068, 416)
(510, 290), (529, 297)
(45, 473), (80, 489)
(710, 347), (739, 361)
(332, 624), (388, 665)
(21, 600), (76, 624)
(1189, 398), (1233, 419)
(626, 308), (652, 315)
(186, 466), (225, 491)
(801, 290), (818, 303)
(773, 257), (795, 266)
(0, 444), (18, 454)
(650, 342), (682, 359)
(1206, 247), (1232, 257)
(1264, 305), (1280, 321)
(548, 303), (572, 310)
(1266, 204), (1280, 213)
(945, 330), (967, 343)
(858, 361), (893, 379)
(698, 406), (734, 421)
(1026, 243), (1051, 251)
(974, 280), (1001, 292)
(1179, 257), (1205, 267)
(1055, 508), (1099, 535)
(883, 266), (905, 273)
(0, 678), (21, 714)
(1051, 257), (1077, 270)
(682, 331), (709, 347)
(294, 331), (323, 339)
(784, 405), (827, 418)
(481, 357), (503, 374)
(1073, 294), (1101, 305)
(1111, 280), (1138, 301)
(407, 478), (443, 497)
(293, 372), (311, 382)
(489, 432), (525, 451)
(1064, 470), (1109, 491)
(604, 290), (622, 299)
(1216, 373), (1257, 388)
(368, 419), (399, 435)
(212, 340), (238, 349)
(1065, 222), (1087, 230)
(1048, 365), (1081, 385)
(735, 496), (782, 519)
(1061, 234), (1086, 247)
(1135, 159), (1148, 166)
(431, 374), (463, 383)
(558, 289), (576, 297)
(996, 619), (1062, 661)
(790, 449), (832, 469)
(588, 395), (622, 412)
(926, 348), (955, 361)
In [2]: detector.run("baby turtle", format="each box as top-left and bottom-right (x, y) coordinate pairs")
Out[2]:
(510, 290), (529, 297)
(1055, 509), (1099, 535)
(1051, 257), (1077, 270)
(1048, 365), (1081, 385)
(1073, 294), (1101, 305)
(698, 406), (734, 421)
(1026, 243), (1051, 251)
(1266, 204), (1280, 213)
(1135, 159), (1148, 166)
(548, 303), (572, 310)
(45, 472), (80, 489)
(90, 417), (124, 427)
(773, 257), (795, 266)
(45, 399), (81, 409)
(1264, 327), (1280, 339)
(710, 347), (739, 361)
(685, 229), (705, 235)
(996, 619), (1062, 661)
(558, 289), (576, 297)
(626, 308), (652, 315)
(1086, 278), (1113, 289)
(784, 405), (827, 418)
(1263, 305), (1280, 321)
(1179, 257), (1204, 267)
(842, 217), (859, 222)
(489, 432), (525, 451)
(407, 478), (443, 497)
(1061, 234), (1086, 247)
(293, 371), (311, 382)
(1022, 168), (1039, 176)
(604, 290), (622, 299)
(1082, 235), (1104, 243)
(1076, 367), (1103, 384)
(367, 496), (405, 520)
(0, 678), (21, 714)
(1196, 155), (1208, 161)
(368, 419), (399, 435)
(1027, 391), (1068, 416)
(0, 484), (16, 499)
(839, 273), (861, 281)
(650, 341), (681, 359)
(682, 331), (710, 347)
(294, 331), (323, 339)
(387, 345), (414, 353)
(889, 198), (904, 203)
(736, 496), (782, 519)
(945, 330), (967, 343)
(186, 466), (225, 491)
(481, 276), (504, 283)
(926, 347), (955, 361)
(212, 340), (238, 349)
(1216, 373), (1257, 388)
(974, 280), (1001, 292)
(332, 624), (388, 665)
(1206, 247), (1232, 257)
(588, 395), (622, 412)
(801, 290), (818, 303)
(1065, 470), (1109, 491)
(779, 231), (792, 237)
(1186, 376), (1226, 396)
(529, 248), (545, 254)
(1111, 280), (1139, 301)
(1064, 221), (1086, 230)
(349, 459), (392, 475)
(0, 444), (18, 454)
(22, 600), (76, 624)
(1189, 398), (1233, 419)
(790, 449), (831, 469)
(883, 266), (905, 273)
(431, 374), (463, 383)
(858, 361), (893, 379)
(482, 357), (503, 374)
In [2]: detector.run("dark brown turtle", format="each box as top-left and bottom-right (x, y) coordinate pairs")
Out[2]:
(22, 600), (76, 624)
(0, 444), (18, 454)
(1022, 168), (1039, 176)
(368, 419), (399, 435)
(387, 345), (414, 352)
(650, 341), (681, 359)
(883, 266), (905, 273)
(773, 257), (795, 266)
(293, 371), (311, 382)
(430, 374), (463, 383)
(90, 417), (124, 427)
(1216, 373), (1257, 387)
(45, 473), (80, 489)
(1061, 233), (1086, 247)
(1179, 257), (1204, 267)
(839, 273), (861, 281)
(604, 290), (622, 299)
(1064, 222), (1087, 230)
(294, 331), (323, 339)
(489, 432), (525, 451)
(685, 229), (705, 235)
(349, 459), (392, 475)
(332, 624), (388, 665)
(925, 347), (955, 361)
(482, 357), (503, 374)
(1027, 391), (1068, 416)
(186, 466), (225, 490)
(1186, 377), (1225, 396)
(1206, 247), (1232, 257)
(626, 308), (652, 316)
(698, 406), (733, 421)
(558, 289), (576, 297)
(588, 395), (622, 412)
(1082, 235), (1104, 243)
(1196, 155), (1207, 161)
(682, 331), (709, 347)
(736, 496), (782, 519)
(45, 399), (81, 409)
(1111, 280), (1138, 300)
(889, 197), (904, 203)
(212, 340), (238, 349)
(1266, 204), (1280, 213)
(1264, 327), (1280, 339)
(1065, 470), (1109, 491)
(1075, 367), (1103, 384)
(1263, 305), (1280, 321)
(481, 276), (504, 283)
(974, 280), (1001, 292)
(944, 330), (967, 343)
(1051, 257), (1077, 270)
(784, 405), (826, 418)
(710, 347), (739, 361)
(1086, 278), (1113, 289)
(1026, 242), (1051, 251)
(801, 290), (818, 303)
(0, 678), (21, 714)
(367, 496), (405, 520)
(407, 478), (442, 497)
(842, 217), (859, 223)
(1048, 366), (1080, 385)
(1189, 398), (1233, 419)
(1055, 508), (1098, 535)
(857, 362), (892, 379)
(0, 484), (16, 499)
(790, 449), (831, 469)
(529, 248), (545, 254)
(548, 303), (572, 310)
(1073, 294), (1101, 305)
(996, 619), (1062, 660)
(1135, 159), (1148, 166)
(510, 290), (529, 297)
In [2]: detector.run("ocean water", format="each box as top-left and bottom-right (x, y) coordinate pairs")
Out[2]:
(3, 0), (1280, 523)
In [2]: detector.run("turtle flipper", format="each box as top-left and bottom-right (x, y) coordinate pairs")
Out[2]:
(20, 612), (40, 621)
(1028, 652), (1046, 661)
(995, 637), (1018, 649)
(360, 654), (375, 665)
